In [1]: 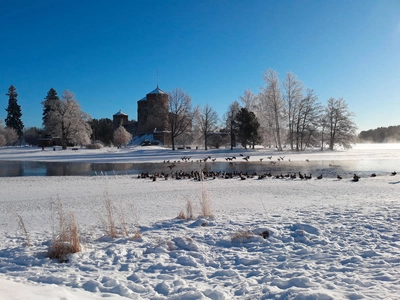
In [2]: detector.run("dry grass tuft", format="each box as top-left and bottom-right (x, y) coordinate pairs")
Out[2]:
(177, 210), (186, 219)
(178, 199), (194, 220)
(48, 201), (81, 262)
(99, 191), (141, 238)
(131, 227), (142, 240)
(16, 213), (31, 246)
(99, 193), (119, 238)
(186, 199), (194, 219)
(200, 183), (213, 217)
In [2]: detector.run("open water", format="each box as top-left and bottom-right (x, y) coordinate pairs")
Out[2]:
(0, 159), (398, 178)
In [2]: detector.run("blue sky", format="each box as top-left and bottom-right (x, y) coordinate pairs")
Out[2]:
(1, 0), (399, 132)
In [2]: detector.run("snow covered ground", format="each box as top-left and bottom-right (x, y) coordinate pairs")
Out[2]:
(1, 144), (400, 299)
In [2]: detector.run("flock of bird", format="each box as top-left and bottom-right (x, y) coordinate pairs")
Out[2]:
(138, 169), (397, 182)
(135, 155), (398, 182)
(164, 154), (295, 166)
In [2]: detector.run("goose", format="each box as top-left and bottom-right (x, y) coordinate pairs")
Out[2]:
(337, 175), (342, 180)
(317, 174), (323, 180)
(370, 173), (377, 177)
(391, 171), (397, 176)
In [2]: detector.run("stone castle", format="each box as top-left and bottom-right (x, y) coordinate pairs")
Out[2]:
(112, 87), (170, 144)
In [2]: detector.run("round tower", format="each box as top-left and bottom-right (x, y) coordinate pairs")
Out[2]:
(113, 109), (128, 130)
(137, 87), (169, 135)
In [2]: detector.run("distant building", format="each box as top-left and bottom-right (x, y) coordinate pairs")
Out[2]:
(113, 86), (170, 145)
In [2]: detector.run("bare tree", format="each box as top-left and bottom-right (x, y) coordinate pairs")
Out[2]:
(260, 69), (285, 151)
(325, 97), (357, 150)
(282, 72), (304, 150)
(223, 100), (241, 150)
(166, 88), (193, 150)
(113, 126), (132, 148)
(46, 90), (92, 149)
(194, 104), (219, 150)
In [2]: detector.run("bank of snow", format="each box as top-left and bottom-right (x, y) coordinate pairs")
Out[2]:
(1, 144), (400, 299)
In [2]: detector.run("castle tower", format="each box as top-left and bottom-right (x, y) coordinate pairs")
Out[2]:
(137, 87), (169, 135)
(113, 109), (129, 130)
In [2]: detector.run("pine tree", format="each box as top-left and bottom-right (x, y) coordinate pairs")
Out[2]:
(42, 88), (60, 134)
(5, 85), (24, 138)
(234, 108), (262, 149)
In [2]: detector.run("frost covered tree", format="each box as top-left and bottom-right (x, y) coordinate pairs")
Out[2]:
(166, 88), (193, 150)
(45, 90), (92, 149)
(293, 89), (322, 150)
(4, 127), (18, 145)
(223, 100), (241, 150)
(5, 85), (24, 139)
(0, 120), (18, 146)
(194, 104), (219, 150)
(324, 97), (357, 150)
(113, 125), (132, 148)
(259, 69), (285, 150)
(0, 120), (5, 146)
(282, 72), (303, 150)
(239, 88), (258, 112)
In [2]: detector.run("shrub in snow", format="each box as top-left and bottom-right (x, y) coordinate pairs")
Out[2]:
(86, 142), (103, 149)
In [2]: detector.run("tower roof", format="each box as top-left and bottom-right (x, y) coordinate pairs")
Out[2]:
(113, 109), (128, 116)
(147, 86), (166, 95)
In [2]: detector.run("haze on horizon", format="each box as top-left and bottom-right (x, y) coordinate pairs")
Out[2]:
(1, 0), (399, 133)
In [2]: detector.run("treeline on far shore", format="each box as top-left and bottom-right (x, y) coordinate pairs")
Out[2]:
(358, 125), (400, 143)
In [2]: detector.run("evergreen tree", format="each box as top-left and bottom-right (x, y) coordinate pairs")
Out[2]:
(234, 108), (262, 149)
(42, 88), (60, 134)
(5, 85), (24, 138)
(89, 118), (114, 145)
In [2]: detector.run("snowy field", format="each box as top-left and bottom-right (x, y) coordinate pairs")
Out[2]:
(1, 144), (400, 299)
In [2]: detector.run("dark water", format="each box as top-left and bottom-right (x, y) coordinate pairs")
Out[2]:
(0, 159), (398, 178)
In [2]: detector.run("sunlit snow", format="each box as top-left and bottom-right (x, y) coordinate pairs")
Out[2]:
(0, 144), (399, 299)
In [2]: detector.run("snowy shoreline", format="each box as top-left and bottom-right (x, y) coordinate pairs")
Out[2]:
(1, 144), (400, 299)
